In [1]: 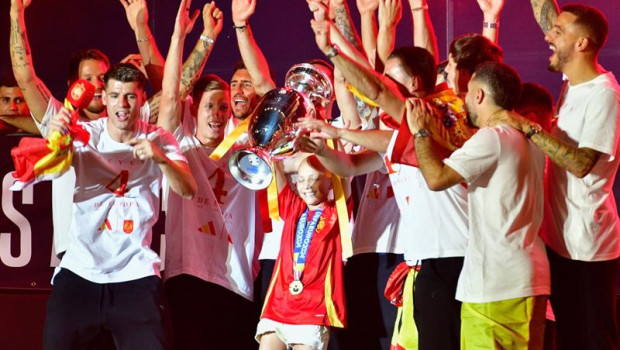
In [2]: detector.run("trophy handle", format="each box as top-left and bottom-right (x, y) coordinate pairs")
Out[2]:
(228, 148), (274, 190)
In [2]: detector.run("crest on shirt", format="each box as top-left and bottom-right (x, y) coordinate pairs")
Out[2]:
(198, 221), (216, 236)
(123, 220), (134, 234)
(316, 216), (326, 232)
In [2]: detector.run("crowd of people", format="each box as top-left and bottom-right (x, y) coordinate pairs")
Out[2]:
(4, 0), (619, 349)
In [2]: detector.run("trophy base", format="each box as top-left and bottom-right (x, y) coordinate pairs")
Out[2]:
(228, 149), (273, 190)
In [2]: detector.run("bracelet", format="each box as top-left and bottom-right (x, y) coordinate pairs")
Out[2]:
(136, 35), (151, 43)
(199, 34), (215, 45)
(411, 4), (428, 12)
(232, 22), (248, 30)
(325, 44), (340, 59)
(483, 21), (499, 29)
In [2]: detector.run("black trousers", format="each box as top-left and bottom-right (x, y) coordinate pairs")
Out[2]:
(43, 268), (170, 350)
(165, 274), (259, 350)
(547, 247), (620, 350)
(330, 252), (404, 350)
(413, 257), (464, 350)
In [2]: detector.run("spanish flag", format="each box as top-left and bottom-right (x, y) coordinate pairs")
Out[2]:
(10, 80), (95, 191)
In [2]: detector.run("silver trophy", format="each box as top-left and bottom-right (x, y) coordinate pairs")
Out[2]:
(228, 63), (334, 190)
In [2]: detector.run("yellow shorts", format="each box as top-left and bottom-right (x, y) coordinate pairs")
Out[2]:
(461, 295), (548, 350)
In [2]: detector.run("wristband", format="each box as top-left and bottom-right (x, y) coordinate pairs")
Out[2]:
(483, 21), (499, 29)
(411, 4), (429, 12)
(199, 34), (215, 45)
(136, 35), (151, 43)
(414, 129), (430, 139)
(325, 44), (340, 59)
(525, 123), (542, 139)
(232, 22), (248, 30)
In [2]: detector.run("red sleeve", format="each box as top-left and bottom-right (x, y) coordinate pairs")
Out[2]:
(278, 183), (302, 220)
(390, 119), (419, 167)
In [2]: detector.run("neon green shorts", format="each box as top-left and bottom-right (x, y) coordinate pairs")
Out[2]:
(461, 295), (548, 350)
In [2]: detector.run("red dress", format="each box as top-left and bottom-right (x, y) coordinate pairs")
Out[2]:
(260, 184), (347, 327)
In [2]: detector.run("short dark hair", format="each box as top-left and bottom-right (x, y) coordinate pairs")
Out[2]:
(104, 63), (146, 90)
(192, 74), (229, 104)
(67, 49), (110, 83)
(388, 46), (437, 93)
(449, 34), (503, 75)
(231, 60), (277, 85)
(561, 4), (608, 55)
(515, 82), (554, 115)
(472, 62), (522, 110)
(0, 73), (18, 88)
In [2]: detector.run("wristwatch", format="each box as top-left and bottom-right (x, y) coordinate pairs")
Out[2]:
(525, 123), (542, 139)
(325, 44), (340, 59)
(414, 129), (430, 139)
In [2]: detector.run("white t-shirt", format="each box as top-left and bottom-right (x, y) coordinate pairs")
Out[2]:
(163, 110), (261, 300)
(351, 170), (404, 255)
(543, 72), (620, 261)
(384, 131), (469, 263)
(444, 125), (550, 303)
(55, 118), (185, 283)
(37, 96), (151, 257)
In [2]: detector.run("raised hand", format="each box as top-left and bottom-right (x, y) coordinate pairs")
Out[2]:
(120, 0), (148, 32)
(294, 132), (327, 154)
(231, 0), (256, 26)
(173, 0), (201, 37)
(307, 0), (329, 21)
(378, 0), (402, 29)
(203, 1), (224, 39)
(357, 0), (379, 14)
(477, 0), (504, 18)
(10, 0), (32, 14)
(310, 19), (332, 53)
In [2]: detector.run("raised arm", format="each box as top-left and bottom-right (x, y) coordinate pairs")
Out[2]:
(120, 0), (166, 91)
(530, 0), (559, 34)
(409, 0), (438, 62)
(232, 0), (275, 96)
(356, 0), (379, 67)
(477, 0), (504, 44)
(331, 0), (365, 55)
(157, 0), (200, 133)
(377, 0), (402, 66)
(148, 1), (223, 123)
(9, 0), (53, 123)
(311, 18), (405, 122)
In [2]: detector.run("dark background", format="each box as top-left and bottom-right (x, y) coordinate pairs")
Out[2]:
(0, 0), (619, 103)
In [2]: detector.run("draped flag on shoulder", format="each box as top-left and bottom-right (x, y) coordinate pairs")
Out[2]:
(10, 79), (95, 191)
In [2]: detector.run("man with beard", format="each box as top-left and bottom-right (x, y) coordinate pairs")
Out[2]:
(409, 61), (550, 349)
(496, 3), (620, 349)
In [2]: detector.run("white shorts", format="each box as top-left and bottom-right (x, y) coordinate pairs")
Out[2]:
(255, 318), (330, 350)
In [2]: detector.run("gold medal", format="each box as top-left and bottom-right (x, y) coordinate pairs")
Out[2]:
(289, 280), (304, 295)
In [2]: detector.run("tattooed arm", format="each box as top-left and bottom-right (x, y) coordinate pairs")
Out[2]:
(530, 132), (600, 178)
(148, 2), (223, 122)
(530, 0), (559, 34)
(232, 0), (275, 96)
(331, 0), (366, 55)
(9, 0), (53, 123)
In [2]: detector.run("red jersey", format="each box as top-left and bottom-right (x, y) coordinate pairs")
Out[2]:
(261, 184), (346, 327)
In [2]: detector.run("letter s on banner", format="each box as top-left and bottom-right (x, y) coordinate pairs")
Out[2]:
(1, 172), (33, 267)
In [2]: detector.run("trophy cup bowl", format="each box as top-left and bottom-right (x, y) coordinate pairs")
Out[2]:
(285, 62), (334, 108)
(228, 87), (317, 190)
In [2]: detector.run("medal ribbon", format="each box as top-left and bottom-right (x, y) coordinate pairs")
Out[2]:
(293, 208), (323, 282)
